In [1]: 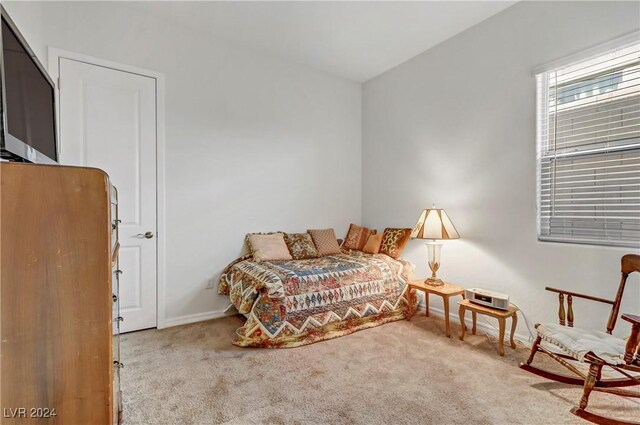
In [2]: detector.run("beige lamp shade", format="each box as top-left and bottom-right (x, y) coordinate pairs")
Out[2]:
(411, 208), (460, 240)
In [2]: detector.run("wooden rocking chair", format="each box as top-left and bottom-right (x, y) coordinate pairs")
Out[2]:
(520, 254), (640, 424)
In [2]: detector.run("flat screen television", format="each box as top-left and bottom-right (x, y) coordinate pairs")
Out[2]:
(0, 5), (58, 164)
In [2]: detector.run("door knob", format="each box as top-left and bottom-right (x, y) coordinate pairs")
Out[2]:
(137, 231), (154, 239)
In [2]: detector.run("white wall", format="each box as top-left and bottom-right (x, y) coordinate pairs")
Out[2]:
(6, 0), (638, 338)
(363, 1), (640, 340)
(4, 1), (362, 325)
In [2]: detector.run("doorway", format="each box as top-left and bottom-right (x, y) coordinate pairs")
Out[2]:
(50, 49), (166, 332)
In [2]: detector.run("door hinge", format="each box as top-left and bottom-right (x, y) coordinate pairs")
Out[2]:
(57, 77), (61, 90)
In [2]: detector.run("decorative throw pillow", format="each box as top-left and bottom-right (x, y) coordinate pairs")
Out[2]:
(343, 223), (377, 251)
(284, 233), (319, 259)
(379, 228), (412, 259)
(246, 233), (292, 262)
(362, 233), (384, 254)
(245, 231), (279, 253)
(307, 228), (342, 256)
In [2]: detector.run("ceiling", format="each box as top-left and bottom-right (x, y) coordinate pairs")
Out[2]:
(126, 1), (516, 83)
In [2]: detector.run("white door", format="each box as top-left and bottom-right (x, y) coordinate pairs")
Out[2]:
(58, 57), (157, 333)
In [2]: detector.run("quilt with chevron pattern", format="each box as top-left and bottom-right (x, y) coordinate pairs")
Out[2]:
(218, 251), (417, 348)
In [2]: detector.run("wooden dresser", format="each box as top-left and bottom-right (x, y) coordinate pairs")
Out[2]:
(1, 162), (122, 424)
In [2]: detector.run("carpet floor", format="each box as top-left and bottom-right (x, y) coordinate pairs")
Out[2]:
(121, 314), (639, 424)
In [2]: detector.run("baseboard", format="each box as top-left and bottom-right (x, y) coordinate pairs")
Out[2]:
(417, 298), (533, 347)
(162, 310), (227, 328)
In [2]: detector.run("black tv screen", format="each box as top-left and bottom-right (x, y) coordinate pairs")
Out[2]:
(1, 8), (57, 163)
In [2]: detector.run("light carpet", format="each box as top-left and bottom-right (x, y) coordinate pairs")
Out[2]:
(121, 314), (638, 424)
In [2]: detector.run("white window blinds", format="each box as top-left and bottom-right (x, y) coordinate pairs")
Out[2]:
(536, 35), (640, 248)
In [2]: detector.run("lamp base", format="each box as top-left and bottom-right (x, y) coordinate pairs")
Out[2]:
(424, 277), (444, 287)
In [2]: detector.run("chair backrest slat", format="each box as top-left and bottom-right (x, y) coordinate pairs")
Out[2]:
(606, 254), (640, 334)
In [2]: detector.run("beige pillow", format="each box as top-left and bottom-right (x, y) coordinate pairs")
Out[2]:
(362, 233), (384, 254)
(308, 228), (341, 256)
(247, 233), (292, 262)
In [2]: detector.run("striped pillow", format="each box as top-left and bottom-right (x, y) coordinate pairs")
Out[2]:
(343, 223), (377, 251)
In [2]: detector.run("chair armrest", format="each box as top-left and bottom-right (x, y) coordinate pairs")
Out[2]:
(545, 287), (616, 327)
(622, 314), (640, 325)
(545, 287), (615, 305)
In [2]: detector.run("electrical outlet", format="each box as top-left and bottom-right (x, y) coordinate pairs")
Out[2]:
(205, 277), (217, 290)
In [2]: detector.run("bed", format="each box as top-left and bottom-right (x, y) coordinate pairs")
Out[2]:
(218, 250), (417, 348)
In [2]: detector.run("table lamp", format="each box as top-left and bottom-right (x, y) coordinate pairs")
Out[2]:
(410, 206), (460, 286)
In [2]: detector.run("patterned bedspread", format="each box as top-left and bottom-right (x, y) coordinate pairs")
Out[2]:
(218, 251), (417, 348)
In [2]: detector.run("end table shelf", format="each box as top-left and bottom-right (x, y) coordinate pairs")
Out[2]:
(458, 299), (519, 356)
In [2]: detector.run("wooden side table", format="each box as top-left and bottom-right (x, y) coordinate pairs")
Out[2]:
(408, 280), (465, 338)
(458, 299), (518, 356)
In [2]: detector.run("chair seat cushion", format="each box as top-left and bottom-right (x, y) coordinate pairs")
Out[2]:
(537, 323), (627, 365)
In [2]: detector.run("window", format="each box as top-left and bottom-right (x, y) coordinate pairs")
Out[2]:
(536, 35), (640, 248)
